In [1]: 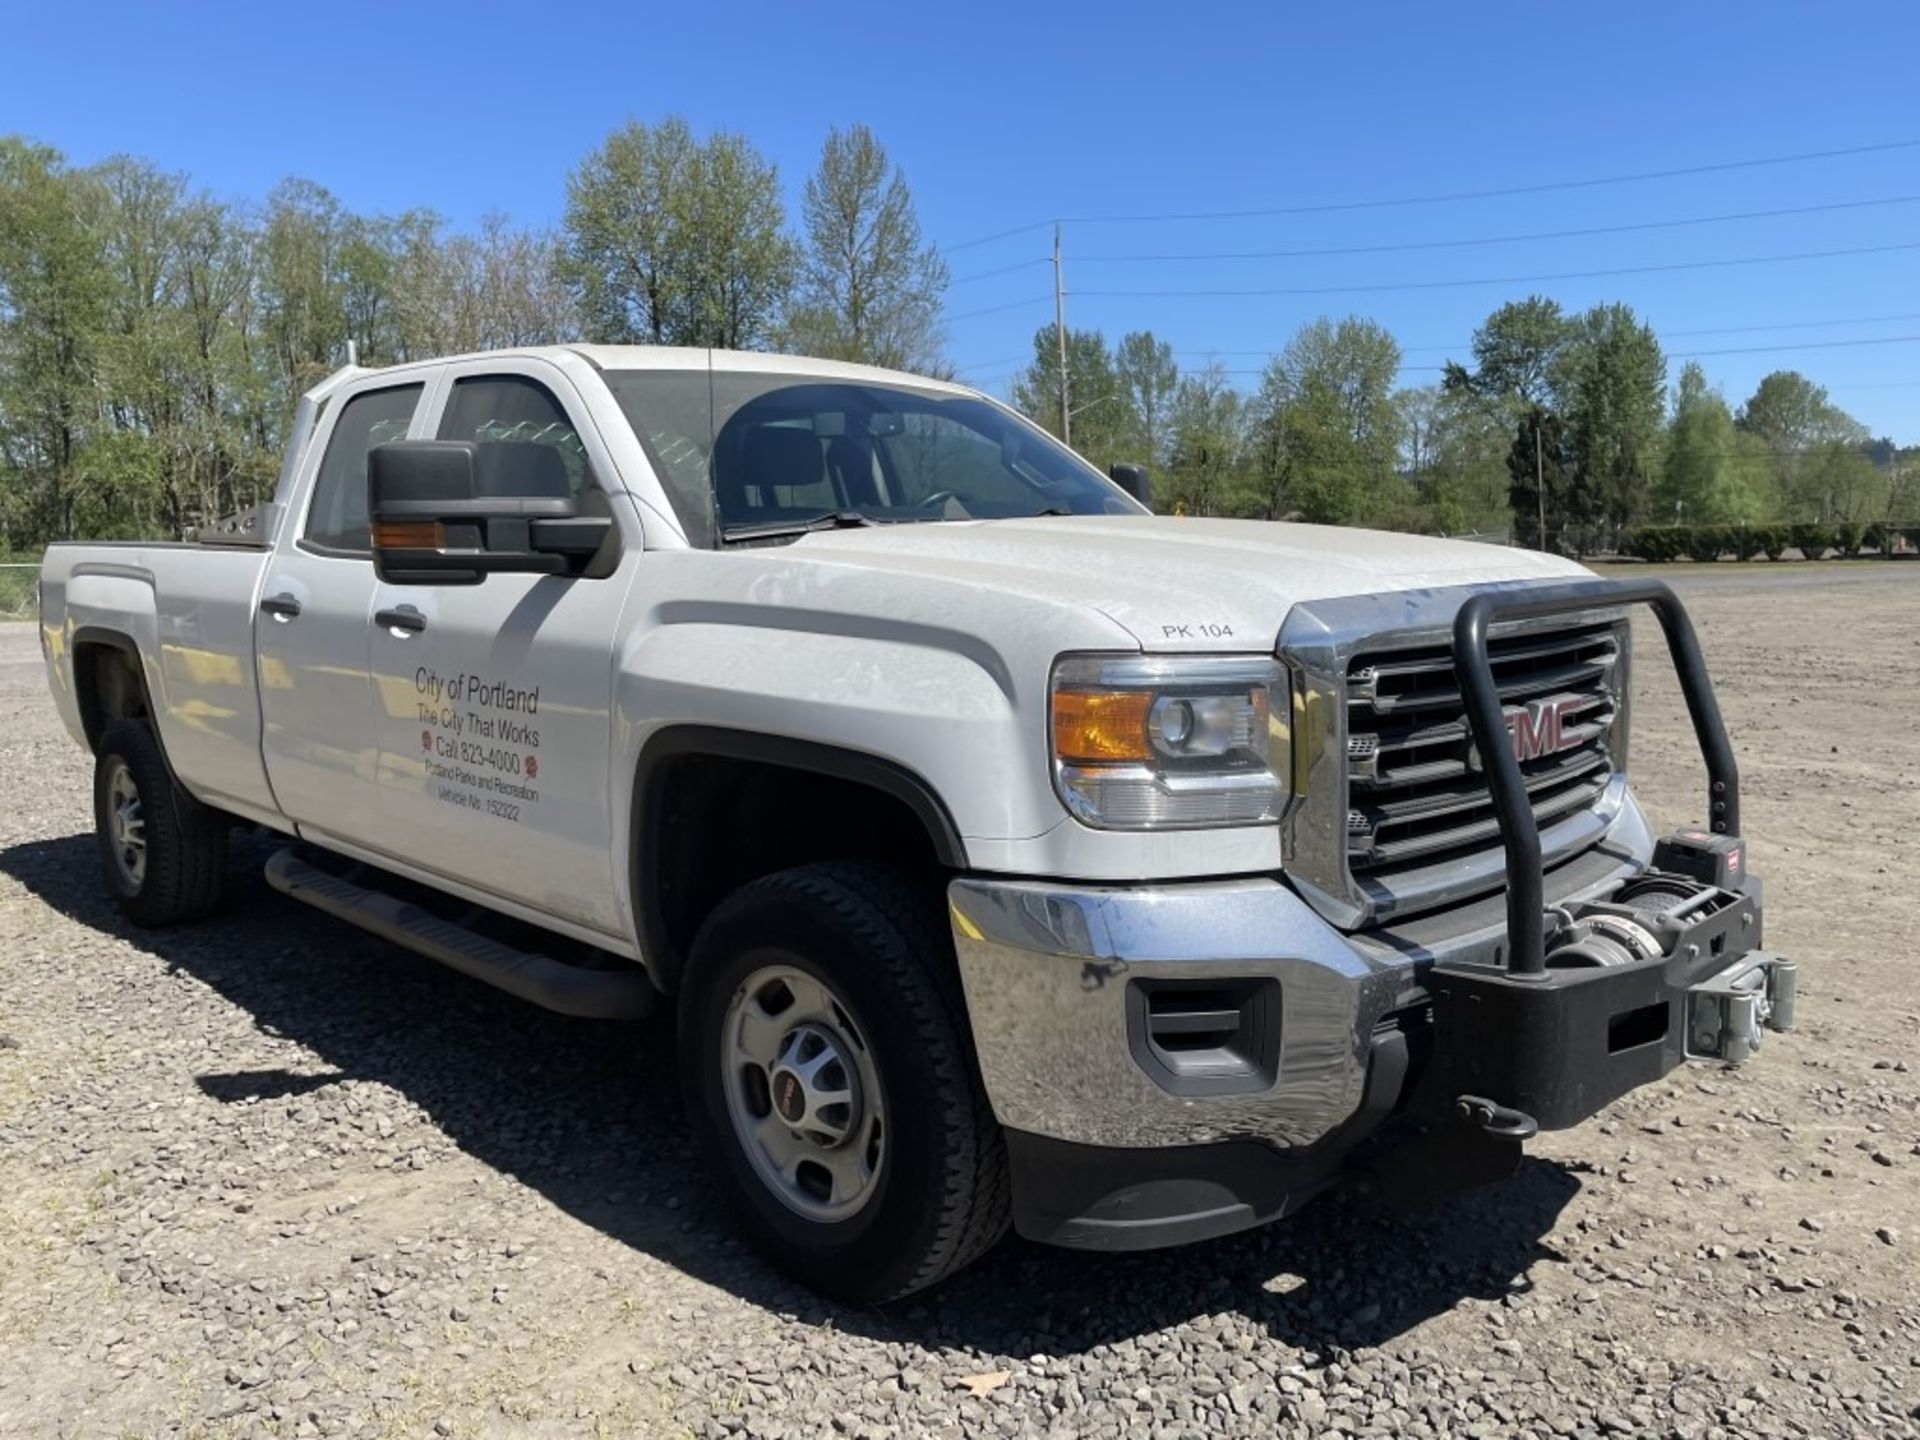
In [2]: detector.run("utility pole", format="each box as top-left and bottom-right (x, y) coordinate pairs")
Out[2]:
(1053, 222), (1070, 447)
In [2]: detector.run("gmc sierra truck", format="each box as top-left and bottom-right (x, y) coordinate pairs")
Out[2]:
(37, 346), (1794, 1301)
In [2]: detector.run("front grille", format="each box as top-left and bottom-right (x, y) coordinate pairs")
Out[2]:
(1345, 621), (1621, 878)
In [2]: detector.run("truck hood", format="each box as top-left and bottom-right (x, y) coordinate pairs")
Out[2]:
(786, 516), (1592, 651)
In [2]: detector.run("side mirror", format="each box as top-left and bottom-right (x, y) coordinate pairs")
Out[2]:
(1108, 462), (1153, 511)
(368, 440), (610, 585)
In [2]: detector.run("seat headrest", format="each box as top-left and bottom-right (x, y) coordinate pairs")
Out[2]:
(743, 426), (823, 493)
(473, 441), (572, 500)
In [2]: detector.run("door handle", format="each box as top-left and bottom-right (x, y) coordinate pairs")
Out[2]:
(261, 592), (301, 620)
(375, 605), (428, 635)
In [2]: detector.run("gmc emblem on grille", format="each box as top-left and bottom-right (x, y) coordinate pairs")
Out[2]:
(1504, 697), (1580, 762)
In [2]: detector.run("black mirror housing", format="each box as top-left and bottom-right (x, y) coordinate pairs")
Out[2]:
(369, 441), (606, 585)
(1109, 462), (1153, 511)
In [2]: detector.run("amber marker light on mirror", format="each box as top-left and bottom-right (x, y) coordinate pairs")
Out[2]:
(371, 520), (444, 550)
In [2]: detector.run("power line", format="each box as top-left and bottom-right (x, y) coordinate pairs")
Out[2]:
(1071, 239), (1920, 300)
(1673, 334), (1920, 359)
(1061, 194), (1920, 266)
(951, 193), (1920, 285)
(1172, 312), (1920, 361)
(951, 353), (1030, 373)
(950, 257), (1051, 285)
(947, 294), (1055, 323)
(940, 137), (1920, 252)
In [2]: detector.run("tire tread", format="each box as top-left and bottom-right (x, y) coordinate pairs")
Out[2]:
(685, 860), (1010, 1299)
(95, 719), (227, 926)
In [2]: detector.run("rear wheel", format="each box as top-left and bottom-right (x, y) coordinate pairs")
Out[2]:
(679, 861), (1009, 1301)
(93, 719), (227, 926)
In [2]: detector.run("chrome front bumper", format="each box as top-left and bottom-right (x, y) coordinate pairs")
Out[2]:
(948, 798), (1655, 1152)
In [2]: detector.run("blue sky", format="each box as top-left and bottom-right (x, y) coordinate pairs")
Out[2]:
(11, 1), (1920, 438)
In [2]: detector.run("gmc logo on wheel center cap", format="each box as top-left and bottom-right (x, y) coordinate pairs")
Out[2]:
(1504, 696), (1581, 763)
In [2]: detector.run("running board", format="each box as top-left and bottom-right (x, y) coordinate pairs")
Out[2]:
(264, 847), (656, 1020)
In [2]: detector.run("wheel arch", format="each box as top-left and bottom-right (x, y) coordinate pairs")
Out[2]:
(629, 726), (967, 993)
(71, 627), (152, 753)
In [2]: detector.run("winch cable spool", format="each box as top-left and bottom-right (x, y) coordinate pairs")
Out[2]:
(1613, 874), (1720, 922)
(1545, 912), (1666, 969)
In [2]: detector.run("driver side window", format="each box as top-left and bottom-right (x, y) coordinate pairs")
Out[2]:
(437, 374), (596, 496)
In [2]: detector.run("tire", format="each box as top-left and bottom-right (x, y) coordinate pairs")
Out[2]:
(93, 719), (227, 926)
(678, 861), (1010, 1302)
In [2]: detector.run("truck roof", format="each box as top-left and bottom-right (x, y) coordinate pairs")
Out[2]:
(301, 345), (976, 406)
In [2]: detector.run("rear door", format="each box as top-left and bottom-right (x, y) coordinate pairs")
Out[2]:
(365, 358), (639, 938)
(256, 377), (432, 846)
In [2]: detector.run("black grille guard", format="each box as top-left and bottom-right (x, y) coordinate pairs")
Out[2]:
(1451, 577), (1741, 978)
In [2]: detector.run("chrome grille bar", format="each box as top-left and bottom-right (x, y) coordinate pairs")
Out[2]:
(1345, 620), (1623, 881)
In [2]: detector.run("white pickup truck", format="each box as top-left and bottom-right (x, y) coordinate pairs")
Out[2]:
(38, 346), (1793, 1300)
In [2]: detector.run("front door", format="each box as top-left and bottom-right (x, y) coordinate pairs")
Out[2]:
(366, 360), (638, 939)
(256, 378), (428, 848)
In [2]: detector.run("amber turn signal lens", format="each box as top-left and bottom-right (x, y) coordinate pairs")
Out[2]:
(1052, 688), (1154, 763)
(372, 520), (443, 550)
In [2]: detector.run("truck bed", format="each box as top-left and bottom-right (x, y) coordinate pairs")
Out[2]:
(40, 541), (279, 824)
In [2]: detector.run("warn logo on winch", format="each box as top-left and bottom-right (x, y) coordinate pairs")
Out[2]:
(1504, 696), (1583, 762)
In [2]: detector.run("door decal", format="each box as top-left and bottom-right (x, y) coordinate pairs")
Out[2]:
(414, 666), (545, 823)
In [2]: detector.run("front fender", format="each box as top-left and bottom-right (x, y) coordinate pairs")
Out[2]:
(614, 619), (1039, 845)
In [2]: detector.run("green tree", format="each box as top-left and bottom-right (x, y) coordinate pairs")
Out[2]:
(1443, 296), (1577, 547)
(677, 131), (796, 349)
(1164, 362), (1247, 517)
(0, 134), (585, 547)
(1443, 295), (1571, 412)
(258, 178), (350, 401)
(561, 118), (793, 349)
(1250, 316), (1403, 524)
(1560, 302), (1665, 539)
(1736, 370), (1871, 521)
(785, 124), (947, 372)
(1656, 363), (1761, 526)
(1399, 383), (1509, 534)
(1112, 330), (1179, 468)
(560, 117), (697, 344)
(0, 137), (112, 542)
(1011, 324), (1128, 466)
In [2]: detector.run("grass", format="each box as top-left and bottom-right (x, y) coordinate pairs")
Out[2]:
(0, 552), (41, 620)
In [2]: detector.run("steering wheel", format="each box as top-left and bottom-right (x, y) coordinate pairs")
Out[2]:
(916, 490), (968, 510)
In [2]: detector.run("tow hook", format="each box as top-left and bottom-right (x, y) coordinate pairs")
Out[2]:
(1456, 1095), (1539, 1142)
(1686, 951), (1795, 1063)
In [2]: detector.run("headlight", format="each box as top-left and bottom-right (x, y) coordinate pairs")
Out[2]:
(1049, 654), (1290, 829)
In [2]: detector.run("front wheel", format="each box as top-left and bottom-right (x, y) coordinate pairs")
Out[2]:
(93, 719), (227, 926)
(678, 861), (1009, 1301)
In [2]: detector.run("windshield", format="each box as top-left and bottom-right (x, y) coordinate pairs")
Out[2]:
(602, 369), (1143, 546)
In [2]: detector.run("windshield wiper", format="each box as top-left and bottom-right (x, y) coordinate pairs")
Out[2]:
(718, 510), (881, 544)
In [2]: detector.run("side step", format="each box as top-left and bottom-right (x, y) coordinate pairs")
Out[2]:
(264, 847), (657, 1020)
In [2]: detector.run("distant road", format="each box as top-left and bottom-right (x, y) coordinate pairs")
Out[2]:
(0, 622), (41, 694)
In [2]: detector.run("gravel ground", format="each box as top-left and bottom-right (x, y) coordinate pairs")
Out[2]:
(2, 566), (1918, 1440)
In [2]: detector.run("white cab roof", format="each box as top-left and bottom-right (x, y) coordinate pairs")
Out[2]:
(301, 346), (978, 406)
(563, 344), (975, 395)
